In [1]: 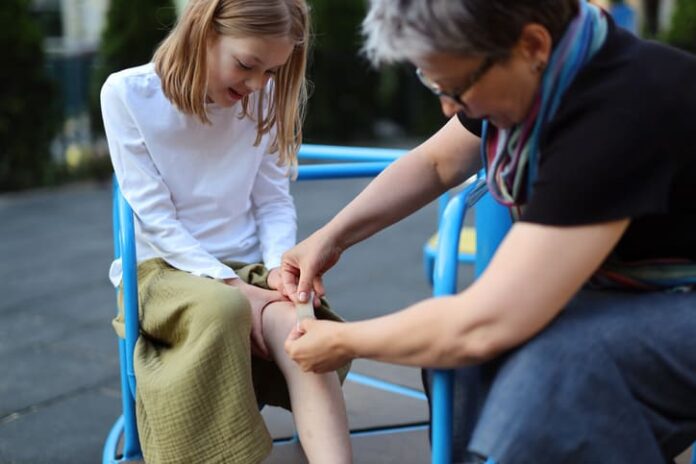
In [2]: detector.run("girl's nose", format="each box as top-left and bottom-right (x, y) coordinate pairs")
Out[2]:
(246, 72), (270, 92)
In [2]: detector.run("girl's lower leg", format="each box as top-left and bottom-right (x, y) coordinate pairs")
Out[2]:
(262, 302), (352, 464)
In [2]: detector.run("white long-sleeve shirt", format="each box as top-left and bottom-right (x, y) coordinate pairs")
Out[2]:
(102, 64), (296, 286)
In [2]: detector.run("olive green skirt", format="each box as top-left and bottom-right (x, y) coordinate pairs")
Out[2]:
(113, 258), (350, 464)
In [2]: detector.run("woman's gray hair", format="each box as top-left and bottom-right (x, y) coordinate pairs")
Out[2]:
(362, 0), (579, 66)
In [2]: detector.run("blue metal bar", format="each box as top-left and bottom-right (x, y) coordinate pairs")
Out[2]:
(118, 338), (141, 460)
(117, 192), (139, 398)
(299, 144), (405, 162)
(431, 182), (479, 464)
(347, 372), (427, 401)
(296, 162), (390, 180)
(473, 175), (512, 277)
(102, 415), (123, 464)
(112, 179), (142, 460)
(274, 423), (429, 445)
(437, 191), (451, 222)
(348, 423), (429, 438)
(108, 154), (433, 461)
(428, 175), (512, 463)
(112, 181), (120, 262)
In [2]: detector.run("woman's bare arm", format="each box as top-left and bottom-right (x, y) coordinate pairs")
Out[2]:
(286, 219), (630, 371)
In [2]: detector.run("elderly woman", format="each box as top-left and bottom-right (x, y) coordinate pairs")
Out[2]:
(282, 0), (696, 461)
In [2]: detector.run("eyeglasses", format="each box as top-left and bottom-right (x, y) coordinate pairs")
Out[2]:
(416, 56), (495, 106)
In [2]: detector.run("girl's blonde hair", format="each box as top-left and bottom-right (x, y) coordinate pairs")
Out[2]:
(153, 0), (310, 168)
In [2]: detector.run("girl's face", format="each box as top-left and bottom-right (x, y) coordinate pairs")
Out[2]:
(413, 24), (552, 129)
(206, 34), (294, 107)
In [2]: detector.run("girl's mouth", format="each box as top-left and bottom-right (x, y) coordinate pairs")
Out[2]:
(227, 87), (243, 101)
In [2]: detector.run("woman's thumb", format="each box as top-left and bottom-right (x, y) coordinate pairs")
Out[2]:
(287, 325), (304, 341)
(297, 275), (315, 303)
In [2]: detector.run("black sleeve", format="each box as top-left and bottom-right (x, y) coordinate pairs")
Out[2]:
(521, 105), (675, 226)
(456, 112), (483, 137)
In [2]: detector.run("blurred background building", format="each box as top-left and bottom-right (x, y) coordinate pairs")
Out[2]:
(33, 0), (109, 160)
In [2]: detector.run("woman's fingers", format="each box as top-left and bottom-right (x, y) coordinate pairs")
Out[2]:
(284, 320), (349, 373)
(280, 260), (301, 301)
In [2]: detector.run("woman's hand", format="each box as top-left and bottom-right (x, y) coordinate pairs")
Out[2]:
(284, 319), (354, 373)
(281, 229), (343, 304)
(224, 277), (283, 360)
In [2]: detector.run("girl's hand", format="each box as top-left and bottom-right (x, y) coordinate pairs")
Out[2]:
(266, 267), (286, 295)
(281, 229), (343, 305)
(224, 278), (283, 360)
(284, 319), (353, 373)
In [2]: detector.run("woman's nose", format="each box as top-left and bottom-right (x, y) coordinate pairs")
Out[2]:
(439, 97), (461, 118)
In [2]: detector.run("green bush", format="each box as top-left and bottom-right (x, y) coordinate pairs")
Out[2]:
(90, 0), (176, 136)
(665, 0), (696, 53)
(0, 0), (59, 191)
(304, 1), (378, 142)
(305, 0), (443, 144)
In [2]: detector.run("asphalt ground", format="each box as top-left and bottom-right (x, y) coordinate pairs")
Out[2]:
(1, 179), (691, 464)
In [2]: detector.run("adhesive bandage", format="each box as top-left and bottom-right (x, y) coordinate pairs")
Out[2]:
(295, 291), (316, 324)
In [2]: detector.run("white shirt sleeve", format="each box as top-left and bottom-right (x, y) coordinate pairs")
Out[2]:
(251, 141), (297, 270)
(101, 79), (237, 281)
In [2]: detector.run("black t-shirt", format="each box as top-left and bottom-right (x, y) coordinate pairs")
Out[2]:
(459, 20), (696, 261)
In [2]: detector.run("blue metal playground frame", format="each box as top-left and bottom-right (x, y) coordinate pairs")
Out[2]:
(103, 143), (508, 464)
(106, 143), (688, 464)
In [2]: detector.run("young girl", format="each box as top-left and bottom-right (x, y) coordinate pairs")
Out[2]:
(101, 1), (352, 462)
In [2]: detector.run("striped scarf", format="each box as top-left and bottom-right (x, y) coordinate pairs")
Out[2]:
(590, 258), (696, 292)
(482, 0), (607, 218)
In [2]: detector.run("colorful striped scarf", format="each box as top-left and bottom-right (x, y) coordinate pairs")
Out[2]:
(482, 0), (607, 217)
(590, 258), (696, 292)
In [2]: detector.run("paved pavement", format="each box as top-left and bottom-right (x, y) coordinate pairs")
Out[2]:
(1, 179), (692, 464)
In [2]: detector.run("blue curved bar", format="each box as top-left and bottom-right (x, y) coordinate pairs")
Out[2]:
(347, 372), (427, 401)
(296, 162), (391, 180)
(430, 183), (477, 464)
(473, 174), (512, 277)
(117, 193), (139, 398)
(102, 415), (123, 464)
(429, 174), (511, 463)
(112, 182), (121, 264)
(299, 144), (405, 162)
(113, 180), (142, 461)
(107, 148), (444, 462)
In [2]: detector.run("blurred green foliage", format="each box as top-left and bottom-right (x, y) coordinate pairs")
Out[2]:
(90, 0), (176, 136)
(0, 0), (60, 191)
(665, 0), (696, 53)
(304, 0), (443, 144)
(0, 0), (446, 191)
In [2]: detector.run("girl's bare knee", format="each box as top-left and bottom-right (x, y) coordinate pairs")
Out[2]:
(263, 301), (296, 327)
(263, 301), (297, 351)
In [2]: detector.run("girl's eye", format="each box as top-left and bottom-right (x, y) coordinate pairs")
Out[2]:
(236, 59), (252, 71)
(266, 69), (278, 76)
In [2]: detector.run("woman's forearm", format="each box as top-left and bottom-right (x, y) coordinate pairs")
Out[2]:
(331, 220), (630, 368)
(335, 293), (499, 368)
